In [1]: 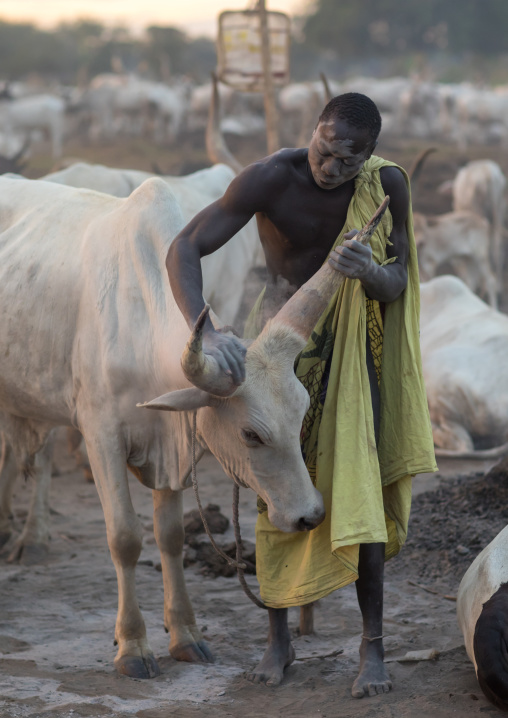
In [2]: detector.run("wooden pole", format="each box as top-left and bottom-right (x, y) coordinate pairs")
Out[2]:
(258, 0), (280, 154)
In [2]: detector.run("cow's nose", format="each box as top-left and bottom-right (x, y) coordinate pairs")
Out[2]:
(296, 515), (320, 532)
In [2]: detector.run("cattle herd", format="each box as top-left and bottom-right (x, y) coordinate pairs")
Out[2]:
(1, 70), (508, 712)
(4, 73), (508, 162)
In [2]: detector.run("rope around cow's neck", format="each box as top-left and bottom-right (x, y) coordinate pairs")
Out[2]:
(191, 411), (267, 610)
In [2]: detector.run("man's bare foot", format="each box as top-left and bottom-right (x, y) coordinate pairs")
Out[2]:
(351, 638), (392, 698)
(246, 640), (295, 686)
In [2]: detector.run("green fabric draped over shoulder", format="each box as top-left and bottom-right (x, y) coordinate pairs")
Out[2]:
(251, 155), (437, 609)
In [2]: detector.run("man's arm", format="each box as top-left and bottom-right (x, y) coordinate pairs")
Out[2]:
(327, 166), (409, 303)
(166, 159), (274, 384)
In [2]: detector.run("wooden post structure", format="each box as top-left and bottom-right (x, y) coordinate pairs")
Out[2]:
(258, 0), (280, 154)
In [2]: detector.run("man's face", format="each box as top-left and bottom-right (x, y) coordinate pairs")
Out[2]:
(307, 119), (375, 190)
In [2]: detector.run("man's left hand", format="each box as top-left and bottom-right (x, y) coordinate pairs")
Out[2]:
(328, 229), (375, 281)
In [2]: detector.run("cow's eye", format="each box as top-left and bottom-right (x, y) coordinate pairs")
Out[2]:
(241, 428), (264, 446)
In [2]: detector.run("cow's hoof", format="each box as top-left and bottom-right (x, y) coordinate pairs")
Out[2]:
(115, 653), (161, 679)
(7, 541), (49, 565)
(20, 544), (50, 566)
(170, 640), (214, 663)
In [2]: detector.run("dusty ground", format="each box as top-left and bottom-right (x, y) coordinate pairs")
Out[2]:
(1, 134), (507, 717)
(0, 431), (505, 718)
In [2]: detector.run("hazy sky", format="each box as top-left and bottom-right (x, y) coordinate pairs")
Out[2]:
(0, 0), (309, 36)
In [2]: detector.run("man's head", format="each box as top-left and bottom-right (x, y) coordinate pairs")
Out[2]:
(308, 92), (382, 190)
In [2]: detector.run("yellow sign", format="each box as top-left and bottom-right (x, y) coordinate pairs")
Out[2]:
(217, 10), (290, 92)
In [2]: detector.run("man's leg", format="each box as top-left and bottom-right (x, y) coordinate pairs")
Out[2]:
(352, 542), (392, 697)
(246, 607), (295, 686)
(351, 325), (392, 697)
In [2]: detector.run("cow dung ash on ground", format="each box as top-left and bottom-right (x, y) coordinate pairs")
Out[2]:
(394, 464), (508, 587)
(177, 503), (256, 578)
(184, 536), (257, 578)
(183, 503), (230, 537)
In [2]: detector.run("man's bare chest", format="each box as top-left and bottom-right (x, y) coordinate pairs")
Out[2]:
(258, 181), (355, 255)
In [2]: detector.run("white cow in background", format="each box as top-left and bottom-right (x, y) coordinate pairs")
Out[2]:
(0, 94), (65, 157)
(72, 75), (188, 144)
(457, 524), (508, 711)
(342, 76), (411, 136)
(342, 76), (410, 112)
(420, 275), (508, 454)
(397, 80), (445, 138)
(0, 174), (325, 677)
(187, 81), (235, 132)
(455, 86), (508, 148)
(414, 211), (497, 308)
(278, 80), (341, 146)
(451, 160), (507, 292)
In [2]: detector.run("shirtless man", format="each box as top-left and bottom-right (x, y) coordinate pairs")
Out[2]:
(167, 93), (410, 697)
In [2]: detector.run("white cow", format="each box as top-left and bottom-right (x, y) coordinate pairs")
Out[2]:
(187, 81), (235, 132)
(41, 162), (261, 326)
(457, 525), (508, 711)
(0, 162), (263, 559)
(455, 86), (508, 148)
(147, 82), (188, 143)
(420, 275), (508, 453)
(397, 80), (445, 139)
(72, 75), (188, 144)
(0, 94), (65, 158)
(451, 160), (507, 291)
(414, 211), (498, 308)
(0, 175), (325, 677)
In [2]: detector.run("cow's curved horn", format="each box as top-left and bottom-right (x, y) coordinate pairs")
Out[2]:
(267, 196), (390, 341)
(407, 146), (436, 185)
(180, 304), (239, 397)
(12, 137), (30, 164)
(206, 72), (243, 175)
(320, 72), (333, 104)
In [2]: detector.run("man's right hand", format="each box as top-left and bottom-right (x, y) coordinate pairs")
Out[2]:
(202, 329), (247, 386)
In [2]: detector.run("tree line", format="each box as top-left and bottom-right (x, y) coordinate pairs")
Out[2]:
(302, 0), (508, 58)
(1, 0), (508, 85)
(0, 21), (216, 84)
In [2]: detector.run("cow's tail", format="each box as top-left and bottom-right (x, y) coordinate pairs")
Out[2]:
(434, 441), (508, 460)
(474, 583), (508, 712)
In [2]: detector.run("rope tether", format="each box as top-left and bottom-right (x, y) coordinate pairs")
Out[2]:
(191, 411), (267, 609)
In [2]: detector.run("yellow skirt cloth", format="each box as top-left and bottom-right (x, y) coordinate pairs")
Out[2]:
(248, 156), (437, 609)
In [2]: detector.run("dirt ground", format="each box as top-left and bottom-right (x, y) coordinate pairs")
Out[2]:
(1, 134), (507, 717)
(0, 431), (505, 718)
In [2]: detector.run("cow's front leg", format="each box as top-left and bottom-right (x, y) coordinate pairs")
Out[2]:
(153, 487), (213, 663)
(7, 432), (55, 565)
(86, 436), (160, 678)
(0, 436), (18, 549)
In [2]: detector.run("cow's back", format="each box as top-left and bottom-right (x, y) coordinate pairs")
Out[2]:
(0, 176), (187, 424)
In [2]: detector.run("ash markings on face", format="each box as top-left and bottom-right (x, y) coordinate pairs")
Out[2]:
(308, 119), (374, 190)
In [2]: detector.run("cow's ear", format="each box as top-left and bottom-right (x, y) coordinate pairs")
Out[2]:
(137, 388), (214, 412)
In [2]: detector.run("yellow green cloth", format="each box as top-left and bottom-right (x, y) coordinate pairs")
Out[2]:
(248, 155), (437, 609)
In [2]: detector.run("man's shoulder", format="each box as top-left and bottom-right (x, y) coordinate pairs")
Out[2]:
(378, 164), (408, 198)
(221, 148), (306, 211)
(230, 148), (307, 202)
(243, 147), (307, 179)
